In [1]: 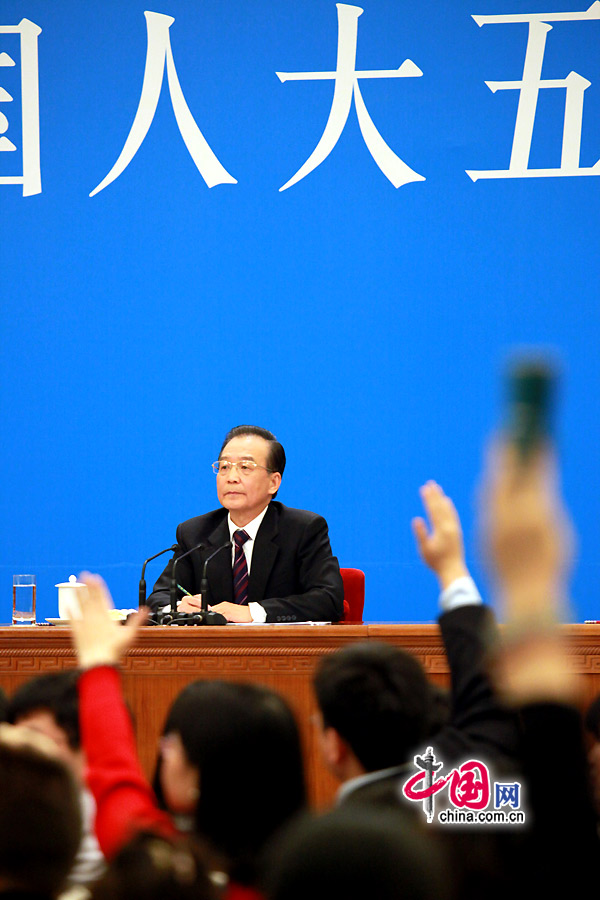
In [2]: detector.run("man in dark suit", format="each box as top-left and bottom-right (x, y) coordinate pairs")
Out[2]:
(148, 426), (344, 623)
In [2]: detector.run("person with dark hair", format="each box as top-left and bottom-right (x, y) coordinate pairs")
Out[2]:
(156, 681), (306, 885)
(7, 672), (80, 755)
(314, 481), (518, 809)
(0, 724), (82, 898)
(6, 672), (105, 888)
(263, 807), (449, 900)
(68, 574), (306, 896)
(315, 642), (434, 783)
(148, 425), (343, 623)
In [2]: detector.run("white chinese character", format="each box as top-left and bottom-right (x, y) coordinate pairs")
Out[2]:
(0, 19), (42, 196)
(467, 2), (600, 180)
(276, 3), (425, 191)
(90, 11), (237, 197)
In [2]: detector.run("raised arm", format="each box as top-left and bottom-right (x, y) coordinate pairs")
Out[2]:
(480, 442), (597, 890)
(412, 480), (470, 591)
(412, 481), (518, 766)
(70, 576), (173, 858)
(482, 444), (576, 704)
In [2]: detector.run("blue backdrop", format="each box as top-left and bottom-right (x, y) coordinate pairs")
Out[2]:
(1, 0), (599, 622)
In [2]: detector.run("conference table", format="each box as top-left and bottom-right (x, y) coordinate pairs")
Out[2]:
(2, 623), (600, 808)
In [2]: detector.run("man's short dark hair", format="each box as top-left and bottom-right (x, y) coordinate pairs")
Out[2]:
(314, 642), (434, 772)
(219, 425), (286, 476)
(7, 671), (80, 750)
(0, 737), (81, 894)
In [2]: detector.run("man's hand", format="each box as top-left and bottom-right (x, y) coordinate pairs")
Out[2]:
(209, 602), (252, 623)
(69, 573), (148, 669)
(177, 594), (203, 613)
(481, 442), (578, 705)
(482, 444), (572, 617)
(412, 481), (469, 589)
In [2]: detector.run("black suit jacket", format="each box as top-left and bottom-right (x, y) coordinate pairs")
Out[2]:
(147, 501), (344, 623)
(431, 603), (519, 768)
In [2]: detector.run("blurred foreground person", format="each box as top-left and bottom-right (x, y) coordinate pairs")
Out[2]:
(0, 723), (81, 899)
(264, 807), (449, 900)
(584, 693), (600, 817)
(7, 672), (104, 888)
(68, 578), (305, 896)
(92, 833), (217, 900)
(152, 680), (305, 885)
(482, 442), (598, 894)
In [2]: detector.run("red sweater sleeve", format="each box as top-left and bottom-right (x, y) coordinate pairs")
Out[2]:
(78, 665), (175, 859)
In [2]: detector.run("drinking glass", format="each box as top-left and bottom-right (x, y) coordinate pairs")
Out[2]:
(13, 574), (36, 625)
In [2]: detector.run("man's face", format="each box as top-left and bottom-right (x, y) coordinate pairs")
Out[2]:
(216, 434), (282, 526)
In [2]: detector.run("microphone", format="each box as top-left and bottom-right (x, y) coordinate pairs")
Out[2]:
(147, 540), (230, 627)
(139, 545), (179, 608)
(200, 541), (233, 612)
(170, 542), (206, 612)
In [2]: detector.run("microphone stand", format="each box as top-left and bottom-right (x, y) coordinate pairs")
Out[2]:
(200, 541), (233, 625)
(170, 542), (206, 612)
(139, 545), (179, 608)
(148, 541), (229, 626)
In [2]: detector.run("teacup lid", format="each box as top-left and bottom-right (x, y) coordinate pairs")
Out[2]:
(55, 574), (85, 588)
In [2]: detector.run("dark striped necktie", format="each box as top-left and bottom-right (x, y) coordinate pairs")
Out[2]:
(233, 529), (250, 605)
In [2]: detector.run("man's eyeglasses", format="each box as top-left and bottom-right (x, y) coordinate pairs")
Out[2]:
(211, 460), (272, 476)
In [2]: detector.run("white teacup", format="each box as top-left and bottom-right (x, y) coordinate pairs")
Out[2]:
(55, 575), (85, 620)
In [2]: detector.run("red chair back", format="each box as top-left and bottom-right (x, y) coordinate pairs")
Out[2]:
(340, 568), (365, 622)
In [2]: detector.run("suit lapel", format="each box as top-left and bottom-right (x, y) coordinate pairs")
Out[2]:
(206, 516), (233, 605)
(248, 503), (279, 605)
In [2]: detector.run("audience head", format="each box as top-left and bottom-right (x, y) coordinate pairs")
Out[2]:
(0, 724), (82, 895)
(264, 807), (448, 900)
(7, 671), (83, 778)
(314, 641), (434, 777)
(92, 832), (218, 900)
(155, 680), (306, 883)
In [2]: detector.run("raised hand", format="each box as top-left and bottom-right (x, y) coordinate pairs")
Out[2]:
(412, 481), (469, 589)
(69, 573), (148, 669)
(481, 443), (577, 704)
